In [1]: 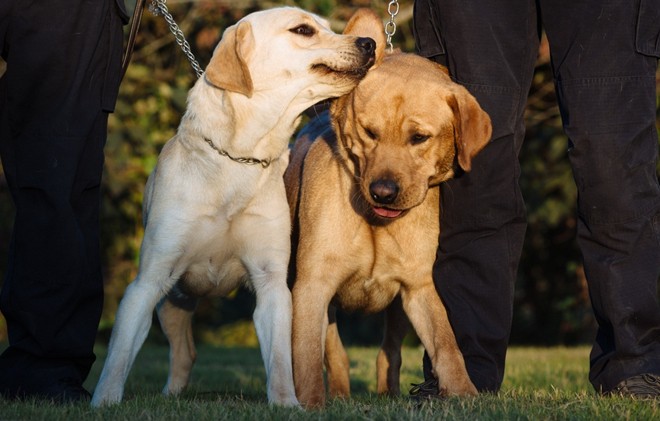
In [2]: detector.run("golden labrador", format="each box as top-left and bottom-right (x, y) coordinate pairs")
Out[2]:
(91, 7), (375, 407)
(285, 11), (491, 408)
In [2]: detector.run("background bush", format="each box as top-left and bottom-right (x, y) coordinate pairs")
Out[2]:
(0, 0), (658, 347)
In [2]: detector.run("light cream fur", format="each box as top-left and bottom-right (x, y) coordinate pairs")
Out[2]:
(91, 6), (376, 407)
(285, 13), (492, 408)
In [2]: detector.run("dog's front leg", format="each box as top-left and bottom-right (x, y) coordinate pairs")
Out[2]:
(400, 283), (477, 397)
(377, 295), (410, 395)
(251, 265), (299, 407)
(291, 280), (334, 408)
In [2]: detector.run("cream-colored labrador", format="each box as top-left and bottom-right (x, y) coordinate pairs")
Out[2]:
(91, 7), (375, 407)
(285, 12), (491, 408)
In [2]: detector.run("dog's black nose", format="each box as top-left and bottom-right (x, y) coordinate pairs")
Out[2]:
(370, 179), (399, 205)
(356, 37), (376, 56)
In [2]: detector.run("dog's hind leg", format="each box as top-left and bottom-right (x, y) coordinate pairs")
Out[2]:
(91, 269), (174, 406)
(324, 305), (350, 399)
(156, 289), (198, 396)
(377, 295), (410, 395)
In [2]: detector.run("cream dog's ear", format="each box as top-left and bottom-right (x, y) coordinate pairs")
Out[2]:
(449, 87), (492, 171)
(343, 8), (386, 67)
(205, 21), (254, 97)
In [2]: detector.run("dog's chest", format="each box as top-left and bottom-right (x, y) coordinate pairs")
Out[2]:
(333, 245), (411, 313)
(334, 271), (401, 313)
(174, 181), (290, 298)
(332, 222), (437, 313)
(180, 252), (247, 297)
(174, 210), (267, 297)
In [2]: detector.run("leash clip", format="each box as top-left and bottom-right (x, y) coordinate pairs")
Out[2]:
(148, 1), (161, 16)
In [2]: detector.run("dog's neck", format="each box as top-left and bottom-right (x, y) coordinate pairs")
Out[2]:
(179, 78), (312, 162)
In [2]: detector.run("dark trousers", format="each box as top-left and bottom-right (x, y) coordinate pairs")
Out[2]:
(0, 0), (126, 382)
(414, 0), (660, 393)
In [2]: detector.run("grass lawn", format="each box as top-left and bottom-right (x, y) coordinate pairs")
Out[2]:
(0, 344), (657, 420)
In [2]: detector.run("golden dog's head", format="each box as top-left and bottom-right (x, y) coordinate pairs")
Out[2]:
(331, 53), (492, 220)
(204, 7), (380, 100)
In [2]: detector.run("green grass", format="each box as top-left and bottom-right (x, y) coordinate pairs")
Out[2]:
(1, 344), (658, 420)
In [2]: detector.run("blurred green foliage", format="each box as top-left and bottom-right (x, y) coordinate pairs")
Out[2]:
(0, 0), (658, 346)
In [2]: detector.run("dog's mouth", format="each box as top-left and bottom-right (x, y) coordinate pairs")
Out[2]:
(372, 206), (405, 219)
(311, 56), (374, 79)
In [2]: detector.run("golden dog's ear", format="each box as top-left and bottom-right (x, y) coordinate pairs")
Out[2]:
(330, 92), (355, 149)
(205, 21), (254, 97)
(449, 88), (492, 171)
(343, 8), (386, 67)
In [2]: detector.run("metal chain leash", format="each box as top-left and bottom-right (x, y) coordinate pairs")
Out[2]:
(149, 0), (204, 78)
(385, 0), (399, 52)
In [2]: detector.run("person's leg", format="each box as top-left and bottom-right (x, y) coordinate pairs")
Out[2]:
(0, 0), (126, 401)
(413, 0), (539, 392)
(541, 0), (660, 394)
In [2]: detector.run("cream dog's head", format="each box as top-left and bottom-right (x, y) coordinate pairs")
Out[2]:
(204, 7), (380, 101)
(331, 53), (492, 220)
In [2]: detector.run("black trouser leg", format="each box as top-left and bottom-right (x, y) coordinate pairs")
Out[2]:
(0, 0), (126, 387)
(540, 0), (660, 392)
(414, 0), (539, 392)
(0, 113), (108, 380)
(414, 0), (660, 393)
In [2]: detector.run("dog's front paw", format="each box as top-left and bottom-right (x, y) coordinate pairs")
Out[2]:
(443, 379), (478, 397)
(298, 391), (326, 410)
(270, 394), (301, 408)
(90, 389), (122, 407)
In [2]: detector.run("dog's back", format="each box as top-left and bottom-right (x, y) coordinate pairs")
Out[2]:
(285, 111), (333, 227)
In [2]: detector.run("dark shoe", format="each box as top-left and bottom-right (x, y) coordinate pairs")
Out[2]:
(0, 353), (91, 404)
(610, 373), (660, 399)
(409, 378), (443, 400)
(0, 374), (91, 404)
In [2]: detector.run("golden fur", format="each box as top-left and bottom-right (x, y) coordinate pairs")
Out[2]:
(285, 11), (492, 408)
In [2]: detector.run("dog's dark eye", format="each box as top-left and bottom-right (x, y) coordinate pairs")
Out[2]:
(411, 133), (430, 144)
(364, 128), (378, 140)
(290, 24), (316, 37)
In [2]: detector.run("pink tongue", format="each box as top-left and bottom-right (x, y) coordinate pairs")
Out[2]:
(373, 207), (403, 218)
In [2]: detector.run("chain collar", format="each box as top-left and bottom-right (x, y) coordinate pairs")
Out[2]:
(203, 138), (272, 168)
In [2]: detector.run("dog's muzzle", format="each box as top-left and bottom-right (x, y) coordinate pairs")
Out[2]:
(369, 179), (404, 219)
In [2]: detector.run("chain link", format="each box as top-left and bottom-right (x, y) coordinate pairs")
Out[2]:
(204, 138), (272, 168)
(385, 0), (399, 52)
(149, 0), (204, 78)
